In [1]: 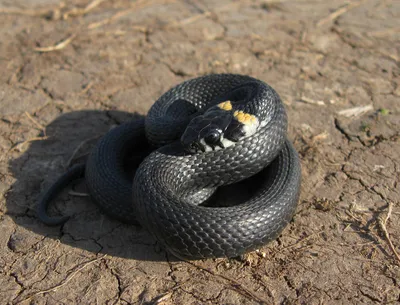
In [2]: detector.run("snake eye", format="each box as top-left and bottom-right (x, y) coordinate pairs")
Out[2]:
(204, 131), (221, 145)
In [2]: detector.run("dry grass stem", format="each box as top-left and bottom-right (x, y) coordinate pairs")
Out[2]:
(65, 135), (100, 168)
(87, 0), (175, 30)
(367, 27), (400, 37)
(184, 261), (269, 304)
(25, 111), (46, 134)
(377, 49), (399, 63)
(166, 0), (253, 29)
(337, 104), (373, 118)
(0, 2), (66, 20)
(0, 6), (56, 17)
(16, 255), (106, 304)
(79, 82), (94, 96)
(12, 136), (49, 151)
(34, 34), (77, 52)
(149, 291), (174, 304)
(63, 0), (106, 19)
(0, 135), (48, 162)
(1, 0), (104, 20)
(166, 11), (211, 28)
(317, 0), (367, 27)
(311, 131), (329, 143)
(299, 96), (325, 106)
(281, 230), (324, 250)
(377, 202), (400, 263)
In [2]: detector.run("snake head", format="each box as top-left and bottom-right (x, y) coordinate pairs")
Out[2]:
(181, 102), (260, 154)
(181, 107), (232, 153)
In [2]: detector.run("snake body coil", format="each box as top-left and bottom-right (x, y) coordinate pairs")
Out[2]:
(38, 74), (301, 259)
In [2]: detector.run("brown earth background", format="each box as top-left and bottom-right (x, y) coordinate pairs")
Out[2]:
(0, 0), (399, 304)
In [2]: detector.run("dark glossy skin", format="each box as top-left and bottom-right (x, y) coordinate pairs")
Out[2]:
(37, 74), (301, 259)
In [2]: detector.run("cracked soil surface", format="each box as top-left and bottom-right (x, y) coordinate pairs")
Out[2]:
(0, 0), (399, 304)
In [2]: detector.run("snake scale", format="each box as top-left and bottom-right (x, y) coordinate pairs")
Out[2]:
(38, 74), (301, 259)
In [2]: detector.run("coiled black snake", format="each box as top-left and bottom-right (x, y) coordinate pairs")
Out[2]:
(38, 74), (301, 259)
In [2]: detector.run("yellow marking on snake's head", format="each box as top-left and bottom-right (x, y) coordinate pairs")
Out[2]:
(218, 101), (232, 111)
(233, 110), (257, 125)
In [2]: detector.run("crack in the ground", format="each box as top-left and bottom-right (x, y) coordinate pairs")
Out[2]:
(164, 254), (225, 303)
(178, 285), (224, 304)
(8, 213), (38, 221)
(6, 227), (17, 251)
(334, 118), (357, 142)
(165, 251), (177, 285)
(28, 269), (51, 289)
(250, 273), (274, 301)
(209, 12), (228, 39)
(283, 275), (299, 298)
(341, 168), (387, 203)
(384, 273), (397, 287)
(105, 110), (123, 125)
(41, 86), (55, 101)
(10, 272), (26, 302)
(164, 63), (191, 77)
(358, 286), (382, 303)
(103, 258), (124, 305)
(60, 231), (104, 253)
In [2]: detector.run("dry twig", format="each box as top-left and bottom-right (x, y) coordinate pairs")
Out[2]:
(337, 104), (373, 118)
(79, 82), (94, 96)
(87, 0), (174, 30)
(377, 49), (399, 63)
(280, 230), (325, 251)
(0, 5), (60, 18)
(311, 131), (329, 144)
(150, 292), (173, 304)
(12, 136), (49, 151)
(65, 135), (100, 168)
(377, 202), (400, 263)
(165, 0), (250, 29)
(16, 255), (106, 304)
(0, 0), (104, 20)
(0, 134), (48, 162)
(63, 0), (105, 19)
(367, 27), (400, 38)
(25, 111), (46, 134)
(183, 260), (269, 304)
(299, 96), (325, 106)
(317, 0), (367, 27)
(166, 11), (211, 28)
(34, 34), (77, 52)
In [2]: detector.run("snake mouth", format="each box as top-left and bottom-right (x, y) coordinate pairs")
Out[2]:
(183, 136), (226, 154)
(188, 141), (206, 153)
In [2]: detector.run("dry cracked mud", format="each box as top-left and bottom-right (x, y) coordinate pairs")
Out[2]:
(0, 0), (399, 304)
